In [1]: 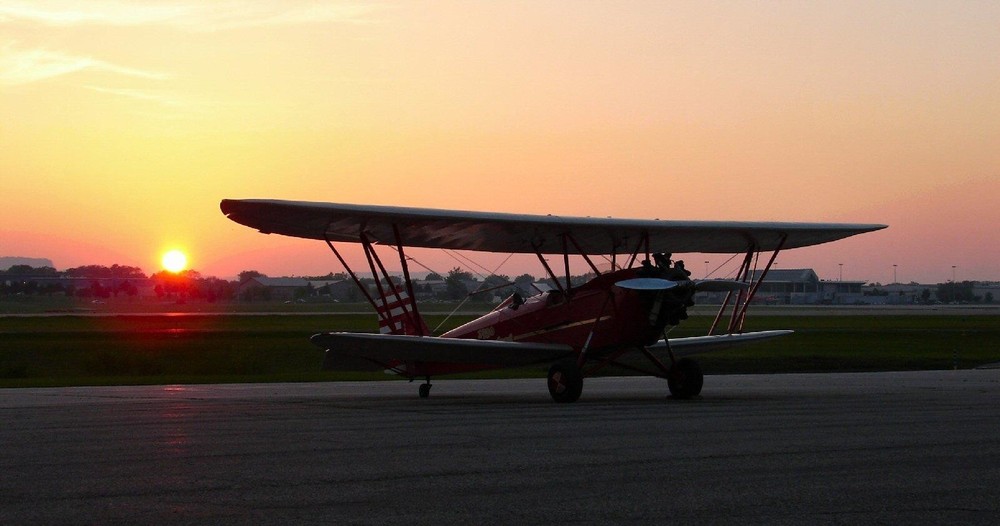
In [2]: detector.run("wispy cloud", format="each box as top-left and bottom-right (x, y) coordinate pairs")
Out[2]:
(0, 1), (379, 31)
(0, 2), (380, 92)
(84, 85), (182, 106)
(0, 43), (169, 85)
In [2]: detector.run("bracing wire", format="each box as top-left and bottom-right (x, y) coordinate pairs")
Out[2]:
(708, 252), (741, 280)
(432, 251), (516, 334)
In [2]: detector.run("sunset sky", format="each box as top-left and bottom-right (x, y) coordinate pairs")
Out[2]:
(2, 1), (997, 284)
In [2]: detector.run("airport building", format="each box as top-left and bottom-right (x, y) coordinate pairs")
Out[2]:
(694, 269), (867, 305)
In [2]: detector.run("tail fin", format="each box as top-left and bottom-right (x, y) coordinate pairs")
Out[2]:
(374, 287), (429, 336)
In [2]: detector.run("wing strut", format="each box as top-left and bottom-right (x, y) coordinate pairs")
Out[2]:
(392, 225), (425, 336)
(732, 235), (785, 332)
(360, 231), (424, 335)
(533, 242), (567, 296)
(625, 231), (651, 269)
(708, 235), (787, 335)
(565, 233), (601, 275)
(324, 236), (386, 324)
(322, 229), (425, 336)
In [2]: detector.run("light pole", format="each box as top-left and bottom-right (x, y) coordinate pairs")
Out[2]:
(838, 263), (843, 282)
(893, 264), (897, 284)
(952, 265), (957, 283)
(704, 261), (709, 278)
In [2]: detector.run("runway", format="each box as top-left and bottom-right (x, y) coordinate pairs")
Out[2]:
(2, 371), (999, 524)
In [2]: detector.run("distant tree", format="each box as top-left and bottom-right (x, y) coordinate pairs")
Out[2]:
(304, 271), (349, 281)
(89, 280), (110, 298)
(937, 281), (975, 303)
(480, 274), (515, 300)
(63, 264), (145, 279)
(119, 281), (138, 298)
(295, 283), (315, 300)
(920, 289), (932, 304)
(3, 265), (60, 277)
(444, 268), (474, 300)
(201, 277), (237, 302)
(514, 273), (536, 285)
(570, 272), (596, 287)
(239, 270), (265, 283)
(150, 269), (202, 301)
(425, 272), (444, 281)
(986, 292), (994, 304)
(109, 264), (146, 278)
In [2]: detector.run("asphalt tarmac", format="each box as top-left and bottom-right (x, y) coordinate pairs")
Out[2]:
(2, 371), (999, 524)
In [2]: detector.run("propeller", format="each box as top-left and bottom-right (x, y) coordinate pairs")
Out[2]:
(615, 278), (749, 292)
(615, 278), (679, 291)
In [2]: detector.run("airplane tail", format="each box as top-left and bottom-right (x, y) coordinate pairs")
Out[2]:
(375, 287), (429, 336)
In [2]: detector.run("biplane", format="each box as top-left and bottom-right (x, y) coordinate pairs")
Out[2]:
(221, 199), (885, 402)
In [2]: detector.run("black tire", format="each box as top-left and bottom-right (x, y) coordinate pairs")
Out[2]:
(667, 358), (703, 399)
(418, 383), (431, 399)
(547, 360), (583, 403)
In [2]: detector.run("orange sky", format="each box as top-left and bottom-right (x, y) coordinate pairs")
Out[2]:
(2, 1), (998, 283)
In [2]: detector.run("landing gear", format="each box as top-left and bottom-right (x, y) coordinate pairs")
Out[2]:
(667, 358), (703, 399)
(547, 360), (583, 403)
(418, 380), (432, 399)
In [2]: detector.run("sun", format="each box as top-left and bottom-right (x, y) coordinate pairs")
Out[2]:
(161, 250), (188, 273)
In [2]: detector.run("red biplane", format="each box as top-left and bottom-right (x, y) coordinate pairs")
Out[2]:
(221, 199), (885, 402)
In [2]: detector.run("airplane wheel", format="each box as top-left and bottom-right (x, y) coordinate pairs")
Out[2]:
(547, 360), (583, 403)
(419, 383), (432, 399)
(667, 358), (703, 399)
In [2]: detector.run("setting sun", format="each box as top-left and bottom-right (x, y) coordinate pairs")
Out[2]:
(162, 250), (188, 273)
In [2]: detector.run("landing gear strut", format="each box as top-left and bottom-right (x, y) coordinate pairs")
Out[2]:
(667, 358), (703, 399)
(547, 360), (583, 403)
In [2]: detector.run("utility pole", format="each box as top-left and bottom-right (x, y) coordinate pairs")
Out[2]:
(951, 265), (957, 303)
(893, 264), (897, 284)
(838, 263), (843, 282)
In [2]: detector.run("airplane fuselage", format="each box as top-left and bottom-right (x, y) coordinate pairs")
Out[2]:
(444, 268), (676, 355)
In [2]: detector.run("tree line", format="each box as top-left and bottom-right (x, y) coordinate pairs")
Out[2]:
(0, 264), (236, 302)
(1, 264), (547, 304)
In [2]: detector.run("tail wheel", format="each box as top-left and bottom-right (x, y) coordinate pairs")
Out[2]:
(547, 360), (583, 403)
(667, 358), (703, 399)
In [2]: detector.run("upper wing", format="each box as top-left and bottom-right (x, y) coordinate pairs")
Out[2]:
(311, 332), (575, 369)
(221, 199), (886, 254)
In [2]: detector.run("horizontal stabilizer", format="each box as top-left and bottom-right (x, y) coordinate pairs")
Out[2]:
(311, 332), (575, 368)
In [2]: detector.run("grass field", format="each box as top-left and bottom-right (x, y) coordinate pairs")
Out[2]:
(1, 313), (999, 388)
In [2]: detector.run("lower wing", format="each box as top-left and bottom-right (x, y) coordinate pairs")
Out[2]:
(312, 330), (791, 373)
(651, 330), (794, 357)
(311, 332), (575, 371)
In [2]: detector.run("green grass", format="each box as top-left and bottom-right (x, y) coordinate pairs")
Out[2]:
(2, 314), (999, 388)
